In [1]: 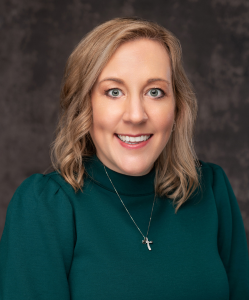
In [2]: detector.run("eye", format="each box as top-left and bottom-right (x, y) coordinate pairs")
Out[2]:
(104, 88), (123, 98)
(104, 87), (166, 99)
(147, 88), (165, 99)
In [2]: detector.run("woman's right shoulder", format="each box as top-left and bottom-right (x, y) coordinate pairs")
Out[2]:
(8, 171), (76, 212)
(14, 171), (68, 197)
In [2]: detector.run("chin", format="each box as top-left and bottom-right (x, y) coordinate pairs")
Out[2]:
(117, 161), (152, 176)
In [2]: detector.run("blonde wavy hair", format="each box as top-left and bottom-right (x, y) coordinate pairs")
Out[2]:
(48, 17), (201, 214)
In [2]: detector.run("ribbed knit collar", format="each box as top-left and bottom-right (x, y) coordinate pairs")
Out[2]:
(83, 154), (156, 196)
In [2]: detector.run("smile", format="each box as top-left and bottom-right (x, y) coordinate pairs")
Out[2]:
(114, 134), (153, 149)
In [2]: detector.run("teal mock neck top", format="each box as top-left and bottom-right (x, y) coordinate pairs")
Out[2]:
(0, 154), (249, 299)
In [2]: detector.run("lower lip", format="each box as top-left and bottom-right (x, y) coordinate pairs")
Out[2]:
(115, 134), (153, 149)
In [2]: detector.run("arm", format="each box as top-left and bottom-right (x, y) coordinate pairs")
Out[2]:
(212, 165), (249, 299)
(0, 173), (75, 300)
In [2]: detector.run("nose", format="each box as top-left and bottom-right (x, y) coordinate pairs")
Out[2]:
(122, 94), (148, 124)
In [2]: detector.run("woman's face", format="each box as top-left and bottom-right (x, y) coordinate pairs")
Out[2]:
(89, 38), (175, 176)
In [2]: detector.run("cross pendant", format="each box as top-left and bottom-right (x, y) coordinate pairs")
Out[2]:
(142, 237), (153, 250)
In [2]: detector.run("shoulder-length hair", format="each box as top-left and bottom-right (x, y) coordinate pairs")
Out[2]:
(49, 17), (201, 214)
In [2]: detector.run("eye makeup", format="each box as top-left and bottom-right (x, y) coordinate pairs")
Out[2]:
(104, 87), (166, 99)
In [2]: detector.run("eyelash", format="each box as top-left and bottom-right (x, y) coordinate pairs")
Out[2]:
(104, 88), (166, 99)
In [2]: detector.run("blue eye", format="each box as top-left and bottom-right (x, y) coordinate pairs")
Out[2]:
(104, 88), (165, 99)
(105, 88), (123, 98)
(148, 88), (165, 98)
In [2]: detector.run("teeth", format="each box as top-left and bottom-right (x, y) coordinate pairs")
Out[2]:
(117, 135), (151, 143)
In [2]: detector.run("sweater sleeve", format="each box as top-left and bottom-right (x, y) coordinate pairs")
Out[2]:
(0, 173), (75, 300)
(211, 165), (249, 299)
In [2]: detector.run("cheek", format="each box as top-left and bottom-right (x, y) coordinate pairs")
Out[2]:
(152, 104), (175, 133)
(91, 100), (120, 134)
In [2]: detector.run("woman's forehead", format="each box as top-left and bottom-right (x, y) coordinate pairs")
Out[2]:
(97, 39), (171, 85)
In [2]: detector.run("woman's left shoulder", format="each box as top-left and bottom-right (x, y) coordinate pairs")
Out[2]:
(197, 160), (236, 201)
(198, 160), (225, 173)
(198, 160), (229, 183)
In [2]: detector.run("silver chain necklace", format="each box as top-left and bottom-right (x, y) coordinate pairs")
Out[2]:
(103, 165), (156, 251)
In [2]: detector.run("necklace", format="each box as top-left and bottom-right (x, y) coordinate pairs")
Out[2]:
(103, 165), (157, 251)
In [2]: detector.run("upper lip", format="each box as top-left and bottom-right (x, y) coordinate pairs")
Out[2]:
(115, 133), (153, 137)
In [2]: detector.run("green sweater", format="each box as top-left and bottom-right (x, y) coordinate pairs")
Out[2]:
(0, 154), (249, 299)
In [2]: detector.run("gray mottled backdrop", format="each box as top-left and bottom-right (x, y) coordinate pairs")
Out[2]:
(1, 0), (249, 250)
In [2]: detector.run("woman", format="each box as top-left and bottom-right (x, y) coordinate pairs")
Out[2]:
(0, 17), (248, 299)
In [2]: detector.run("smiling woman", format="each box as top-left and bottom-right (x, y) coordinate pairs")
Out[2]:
(53, 18), (200, 208)
(0, 17), (248, 300)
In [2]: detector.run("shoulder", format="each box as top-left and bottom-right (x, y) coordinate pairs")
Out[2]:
(198, 160), (236, 206)
(198, 160), (228, 186)
(199, 160), (224, 173)
(8, 171), (76, 212)
(3, 172), (76, 263)
(15, 171), (66, 195)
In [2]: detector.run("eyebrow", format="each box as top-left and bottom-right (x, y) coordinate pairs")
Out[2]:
(98, 77), (170, 86)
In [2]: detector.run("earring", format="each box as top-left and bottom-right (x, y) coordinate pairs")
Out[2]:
(171, 121), (176, 132)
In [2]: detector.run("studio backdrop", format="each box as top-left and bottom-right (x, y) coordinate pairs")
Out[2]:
(0, 0), (248, 250)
